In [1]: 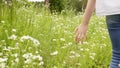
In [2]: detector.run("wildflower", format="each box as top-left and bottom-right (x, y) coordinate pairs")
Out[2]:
(15, 43), (19, 47)
(61, 45), (68, 49)
(53, 66), (57, 68)
(70, 51), (80, 58)
(22, 53), (44, 64)
(20, 35), (40, 46)
(3, 47), (10, 51)
(20, 36), (31, 42)
(15, 58), (19, 63)
(38, 61), (44, 66)
(63, 61), (66, 64)
(24, 59), (32, 64)
(90, 56), (94, 60)
(83, 42), (88, 45)
(8, 34), (17, 40)
(35, 51), (39, 54)
(74, 53), (80, 57)
(80, 48), (84, 51)
(68, 42), (72, 45)
(53, 39), (57, 41)
(32, 39), (40, 46)
(12, 53), (18, 58)
(61, 42), (73, 49)
(90, 53), (96, 56)
(60, 38), (65, 41)
(0, 58), (8, 63)
(22, 53), (33, 59)
(5, 30), (8, 33)
(1, 63), (5, 68)
(70, 51), (75, 54)
(1, 20), (5, 23)
(50, 51), (58, 56)
(100, 46), (103, 49)
(32, 55), (42, 61)
(12, 29), (17, 32)
(85, 48), (89, 51)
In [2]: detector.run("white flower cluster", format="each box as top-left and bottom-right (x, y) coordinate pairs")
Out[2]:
(22, 53), (44, 65)
(50, 51), (58, 56)
(20, 35), (40, 46)
(1, 20), (5, 24)
(11, 53), (19, 64)
(60, 38), (65, 41)
(12, 29), (17, 32)
(61, 42), (73, 49)
(69, 51), (80, 58)
(89, 53), (96, 60)
(0, 57), (8, 68)
(7, 29), (40, 46)
(8, 34), (17, 40)
(7, 29), (17, 40)
(0, 58), (8, 63)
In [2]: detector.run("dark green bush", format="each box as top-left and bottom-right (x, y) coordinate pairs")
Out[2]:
(49, 0), (65, 13)
(49, 0), (87, 13)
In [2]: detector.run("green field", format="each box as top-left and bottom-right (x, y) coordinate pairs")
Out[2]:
(0, 2), (112, 68)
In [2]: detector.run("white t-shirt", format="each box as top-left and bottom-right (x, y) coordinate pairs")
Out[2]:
(96, 0), (120, 16)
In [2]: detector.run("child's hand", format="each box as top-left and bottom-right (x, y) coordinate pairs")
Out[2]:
(75, 24), (88, 44)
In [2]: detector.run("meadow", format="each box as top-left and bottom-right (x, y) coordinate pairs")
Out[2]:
(0, 1), (112, 68)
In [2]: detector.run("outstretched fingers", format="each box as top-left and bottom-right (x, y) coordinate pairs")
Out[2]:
(75, 32), (88, 44)
(80, 33), (85, 44)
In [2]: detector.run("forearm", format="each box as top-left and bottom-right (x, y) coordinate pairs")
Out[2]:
(81, 0), (96, 25)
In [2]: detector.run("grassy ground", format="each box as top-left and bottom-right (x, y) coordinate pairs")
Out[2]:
(0, 1), (112, 68)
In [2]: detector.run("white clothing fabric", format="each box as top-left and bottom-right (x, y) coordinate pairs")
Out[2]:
(96, 0), (120, 16)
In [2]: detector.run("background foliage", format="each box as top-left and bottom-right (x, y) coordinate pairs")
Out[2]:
(49, 0), (87, 13)
(49, 0), (65, 13)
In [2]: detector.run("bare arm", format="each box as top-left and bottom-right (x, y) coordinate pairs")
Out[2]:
(75, 0), (96, 43)
(82, 0), (96, 25)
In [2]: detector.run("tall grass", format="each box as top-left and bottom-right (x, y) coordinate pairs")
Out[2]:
(0, 1), (112, 68)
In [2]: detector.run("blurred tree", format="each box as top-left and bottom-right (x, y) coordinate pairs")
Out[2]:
(44, 0), (87, 13)
(49, 0), (65, 13)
